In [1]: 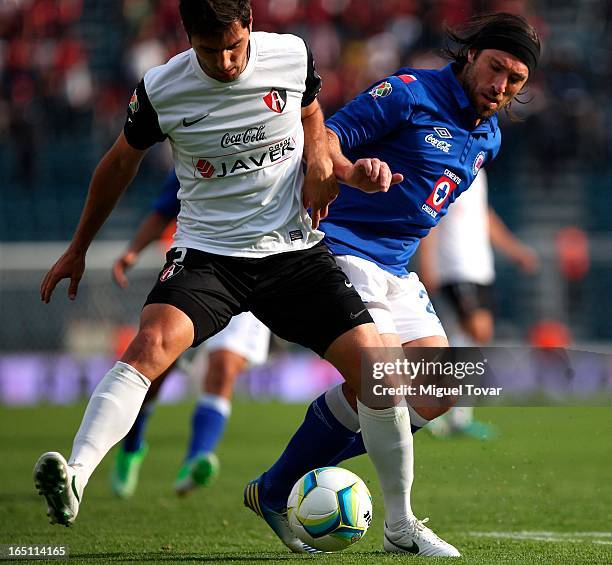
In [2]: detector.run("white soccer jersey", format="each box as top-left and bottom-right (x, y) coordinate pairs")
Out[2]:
(124, 32), (323, 257)
(435, 170), (495, 285)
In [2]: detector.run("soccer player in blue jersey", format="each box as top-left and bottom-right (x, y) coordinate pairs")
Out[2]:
(247, 13), (540, 557)
(110, 171), (271, 497)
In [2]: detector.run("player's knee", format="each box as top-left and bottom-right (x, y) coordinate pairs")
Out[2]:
(463, 311), (493, 344)
(205, 351), (245, 394)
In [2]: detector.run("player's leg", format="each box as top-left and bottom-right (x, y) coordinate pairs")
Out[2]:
(34, 248), (241, 525)
(246, 246), (437, 551)
(328, 334), (449, 465)
(111, 366), (170, 498)
(332, 272), (458, 556)
(175, 313), (270, 494)
(250, 253), (394, 512)
(34, 303), (194, 525)
(250, 255), (458, 556)
(174, 349), (244, 494)
(432, 283), (498, 439)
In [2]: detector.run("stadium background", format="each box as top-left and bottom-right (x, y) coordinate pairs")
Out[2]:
(1, 0), (610, 405)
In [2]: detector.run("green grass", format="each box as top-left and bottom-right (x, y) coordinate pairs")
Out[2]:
(1, 403), (611, 564)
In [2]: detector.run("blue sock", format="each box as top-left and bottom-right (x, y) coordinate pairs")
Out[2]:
(327, 424), (423, 466)
(261, 393), (357, 511)
(186, 394), (231, 461)
(123, 402), (155, 453)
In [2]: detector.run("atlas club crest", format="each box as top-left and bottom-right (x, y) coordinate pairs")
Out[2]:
(263, 88), (287, 113)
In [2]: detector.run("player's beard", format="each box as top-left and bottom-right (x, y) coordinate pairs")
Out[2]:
(461, 63), (509, 119)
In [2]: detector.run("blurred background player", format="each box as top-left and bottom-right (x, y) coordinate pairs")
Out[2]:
(418, 169), (538, 438)
(110, 171), (271, 497)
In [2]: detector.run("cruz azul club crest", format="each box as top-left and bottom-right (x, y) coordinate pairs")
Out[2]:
(263, 88), (287, 113)
(472, 151), (486, 175)
(421, 169), (462, 219)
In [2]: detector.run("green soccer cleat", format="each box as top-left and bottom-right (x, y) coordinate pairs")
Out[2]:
(173, 452), (219, 496)
(111, 443), (148, 498)
(460, 420), (500, 441)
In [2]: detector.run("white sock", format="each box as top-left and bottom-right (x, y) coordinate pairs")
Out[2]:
(357, 399), (415, 530)
(68, 361), (150, 486)
(198, 393), (232, 417)
(324, 384), (360, 432)
(449, 406), (474, 430)
(407, 403), (430, 429)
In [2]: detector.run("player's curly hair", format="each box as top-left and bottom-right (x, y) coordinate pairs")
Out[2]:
(442, 12), (540, 69)
(179, 0), (251, 39)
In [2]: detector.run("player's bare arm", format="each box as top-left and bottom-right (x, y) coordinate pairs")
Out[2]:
(416, 228), (440, 293)
(113, 211), (172, 288)
(300, 99), (338, 230)
(41, 132), (147, 303)
(326, 128), (403, 193)
(488, 207), (539, 273)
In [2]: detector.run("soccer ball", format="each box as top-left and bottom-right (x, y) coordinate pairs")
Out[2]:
(287, 466), (372, 552)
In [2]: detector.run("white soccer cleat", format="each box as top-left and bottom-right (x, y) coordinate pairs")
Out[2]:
(384, 517), (461, 557)
(33, 452), (82, 527)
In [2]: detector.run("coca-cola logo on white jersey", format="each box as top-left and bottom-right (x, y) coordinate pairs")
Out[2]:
(221, 125), (267, 148)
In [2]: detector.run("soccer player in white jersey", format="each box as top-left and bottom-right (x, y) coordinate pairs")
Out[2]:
(107, 178), (271, 497)
(418, 169), (538, 438)
(34, 0), (414, 557)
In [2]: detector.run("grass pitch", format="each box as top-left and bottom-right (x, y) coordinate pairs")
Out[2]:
(1, 402), (610, 564)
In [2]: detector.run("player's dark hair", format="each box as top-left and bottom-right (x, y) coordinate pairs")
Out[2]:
(179, 0), (251, 39)
(442, 12), (540, 71)
(442, 13), (540, 120)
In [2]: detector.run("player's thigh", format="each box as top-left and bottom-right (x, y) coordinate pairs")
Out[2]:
(145, 248), (245, 348)
(462, 309), (494, 344)
(390, 272), (447, 344)
(121, 303), (194, 379)
(206, 311), (271, 366)
(333, 254), (397, 335)
(204, 349), (248, 397)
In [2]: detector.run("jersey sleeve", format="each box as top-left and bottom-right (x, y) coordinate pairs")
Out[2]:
(325, 75), (416, 150)
(152, 170), (181, 218)
(123, 79), (167, 150)
(301, 40), (322, 107)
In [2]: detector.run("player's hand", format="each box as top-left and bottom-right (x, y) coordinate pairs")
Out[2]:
(40, 248), (86, 303)
(112, 251), (139, 288)
(302, 160), (339, 230)
(516, 246), (539, 274)
(344, 159), (404, 193)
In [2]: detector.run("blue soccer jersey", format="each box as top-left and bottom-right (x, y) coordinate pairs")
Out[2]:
(152, 170), (181, 218)
(323, 63), (501, 276)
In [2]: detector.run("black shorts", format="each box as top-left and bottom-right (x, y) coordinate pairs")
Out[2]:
(439, 282), (493, 320)
(144, 243), (373, 356)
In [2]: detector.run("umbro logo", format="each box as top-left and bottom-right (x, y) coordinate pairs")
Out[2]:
(182, 113), (209, 127)
(433, 126), (452, 139)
